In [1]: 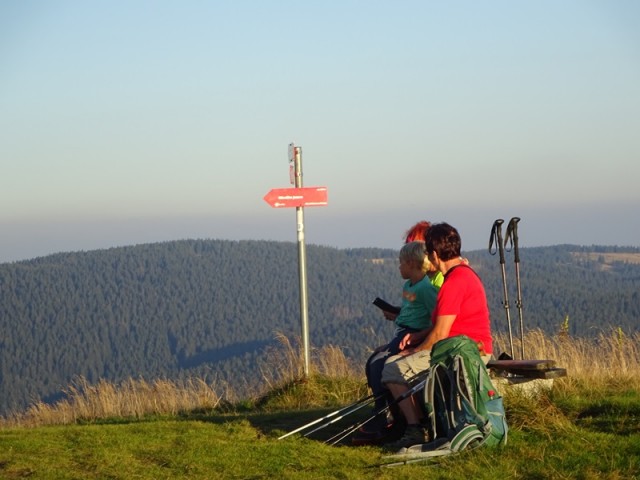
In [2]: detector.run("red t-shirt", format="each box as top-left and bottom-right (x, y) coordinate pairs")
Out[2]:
(431, 264), (493, 354)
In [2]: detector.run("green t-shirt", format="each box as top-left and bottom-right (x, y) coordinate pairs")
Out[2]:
(394, 274), (438, 330)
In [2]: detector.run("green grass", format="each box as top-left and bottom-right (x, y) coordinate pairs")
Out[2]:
(1, 379), (639, 479)
(0, 418), (378, 479)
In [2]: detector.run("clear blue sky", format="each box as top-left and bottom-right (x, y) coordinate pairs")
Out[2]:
(2, 1), (639, 262)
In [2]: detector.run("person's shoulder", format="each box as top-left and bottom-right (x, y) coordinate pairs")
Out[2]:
(446, 264), (468, 275)
(447, 264), (479, 280)
(459, 264), (481, 278)
(456, 265), (485, 287)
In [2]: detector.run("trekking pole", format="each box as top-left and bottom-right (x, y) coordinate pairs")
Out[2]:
(505, 217), (525, 359)
(278, 392), (378, 440)
(489, 219), (514, 359)
(324, 375), (429, 446)
(302, 393), (382, 438)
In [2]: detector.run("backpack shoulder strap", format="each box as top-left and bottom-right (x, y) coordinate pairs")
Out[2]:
(381, 427), (485, 467)
(449, 424), (484, 452)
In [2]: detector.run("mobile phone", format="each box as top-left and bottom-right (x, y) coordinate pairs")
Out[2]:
(372, 297), (401, 314)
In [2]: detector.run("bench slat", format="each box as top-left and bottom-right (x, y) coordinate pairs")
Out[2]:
(496, 367), (567, 379)
(487, 359), (557, 371)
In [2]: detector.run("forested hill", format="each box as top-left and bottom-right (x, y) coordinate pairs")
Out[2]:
(1, 240), (639, 416)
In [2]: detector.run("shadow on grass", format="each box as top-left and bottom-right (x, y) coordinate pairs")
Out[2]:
(180, 406), (379, 446)
(576, 401), (640, 435)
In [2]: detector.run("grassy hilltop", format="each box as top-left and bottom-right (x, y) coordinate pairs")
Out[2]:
(1, 330), (639, 479)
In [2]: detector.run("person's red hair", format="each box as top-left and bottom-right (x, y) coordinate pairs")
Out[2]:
(404, 221), (431, 243)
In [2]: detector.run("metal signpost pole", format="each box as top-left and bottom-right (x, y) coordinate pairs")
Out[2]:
(267, 144), (326, 378)
(291, 146), (311, 378)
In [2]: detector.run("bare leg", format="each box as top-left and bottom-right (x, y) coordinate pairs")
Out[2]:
(386, 382), (422, 425)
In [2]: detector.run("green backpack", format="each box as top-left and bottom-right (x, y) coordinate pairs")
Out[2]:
(387, 335), (508, 463)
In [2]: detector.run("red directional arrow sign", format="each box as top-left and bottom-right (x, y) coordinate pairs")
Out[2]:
(263, 187), (328, 208)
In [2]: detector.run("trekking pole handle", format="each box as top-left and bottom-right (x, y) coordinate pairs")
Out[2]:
(489, 219), (506, 264)
(505, 217), (521, 263)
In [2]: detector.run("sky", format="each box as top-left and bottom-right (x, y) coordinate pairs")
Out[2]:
(1, 1), (639, 263)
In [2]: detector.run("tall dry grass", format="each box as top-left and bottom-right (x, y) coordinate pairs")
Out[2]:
(1, 376), (228, 429)
(256, 333), (368, 411)
(494, 327), (640, 388)
(259, 333), (361, 386)
(2, 328), (639, 428)
(491, 327), (640, 435)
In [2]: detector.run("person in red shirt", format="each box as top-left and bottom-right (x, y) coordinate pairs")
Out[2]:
(380, 222), (493, 450)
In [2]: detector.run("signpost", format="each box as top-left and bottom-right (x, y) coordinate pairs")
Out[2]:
(263, 144), (328, 378)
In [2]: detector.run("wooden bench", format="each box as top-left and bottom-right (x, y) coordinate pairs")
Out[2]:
(487, 359), (567, 379)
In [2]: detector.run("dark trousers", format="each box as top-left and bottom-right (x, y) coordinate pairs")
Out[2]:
(365, 327), (418, 411)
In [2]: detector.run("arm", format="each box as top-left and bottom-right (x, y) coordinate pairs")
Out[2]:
(402, 314), (456, 355)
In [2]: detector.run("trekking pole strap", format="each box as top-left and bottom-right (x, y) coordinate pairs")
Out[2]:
(504, 217), (521, 263)
(489, 219), (506, 264)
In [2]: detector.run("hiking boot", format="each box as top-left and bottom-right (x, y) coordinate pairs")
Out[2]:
(384, 424), (428, 453)
(351, 411), (394, 446)
(358, 410), (393, 434)
(351, 424), (393, 446)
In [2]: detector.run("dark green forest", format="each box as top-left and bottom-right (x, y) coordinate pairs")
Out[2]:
(1, 240), (639, 416)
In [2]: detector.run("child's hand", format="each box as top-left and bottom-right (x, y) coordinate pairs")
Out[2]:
(382, 311), (398, 321)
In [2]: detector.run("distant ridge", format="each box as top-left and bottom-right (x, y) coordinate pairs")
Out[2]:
(1, 239), (639, 415)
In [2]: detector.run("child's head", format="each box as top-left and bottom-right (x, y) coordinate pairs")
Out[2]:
(399, 241), (427, 279)
(404, 221), (437, 273)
